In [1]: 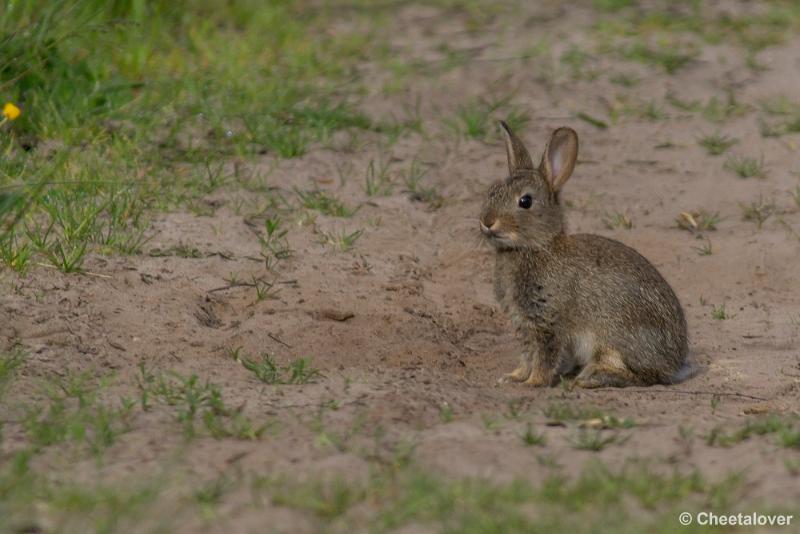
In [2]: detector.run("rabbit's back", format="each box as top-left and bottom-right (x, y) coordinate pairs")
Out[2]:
(559, 233), (684, 322)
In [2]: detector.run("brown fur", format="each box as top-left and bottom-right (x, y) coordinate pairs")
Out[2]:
(481, 123), (688, 388)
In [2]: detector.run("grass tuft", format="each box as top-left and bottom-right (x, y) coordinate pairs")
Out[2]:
(698, 132), (737, 156)
(711, 303), (732, 320)
(676, 210), (721, 233)
(724, 156), (766, 179)
(740, 196), (776, 229)
(603, 211), (633, 230)
(622, 42), (697, 74)
(240, 353), (324, 385)
(297, 189), (359, 218)
(402, 158), (442, 208)
(521, 424), (546, 447)
(318, 228), (364, 252)
(363, 158), (395, 197)
(0, 348), (25, 395)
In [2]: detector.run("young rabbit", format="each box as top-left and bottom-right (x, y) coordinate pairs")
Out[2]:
(480, 122), (688, 388)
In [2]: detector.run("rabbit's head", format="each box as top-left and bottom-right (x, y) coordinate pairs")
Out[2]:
(480, 123), (578, 250)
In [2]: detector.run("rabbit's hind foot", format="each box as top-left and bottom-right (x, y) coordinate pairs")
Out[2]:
(574, 349), (640, 389)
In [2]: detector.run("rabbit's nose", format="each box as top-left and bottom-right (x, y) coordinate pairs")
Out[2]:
(480, 218), (497, 234)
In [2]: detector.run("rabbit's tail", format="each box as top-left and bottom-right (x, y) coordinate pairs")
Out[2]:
(667, 361), (701, 384)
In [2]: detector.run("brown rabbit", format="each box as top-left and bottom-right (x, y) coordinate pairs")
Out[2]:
(480, 122), (688, 388)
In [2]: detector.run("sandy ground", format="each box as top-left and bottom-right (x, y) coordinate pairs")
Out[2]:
(1, 1), (799, 532)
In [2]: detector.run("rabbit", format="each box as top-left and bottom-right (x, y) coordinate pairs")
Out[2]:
(480, 122), (688, 388)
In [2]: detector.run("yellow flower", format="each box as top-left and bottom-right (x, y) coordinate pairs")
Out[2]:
(3, 102), (21, 121)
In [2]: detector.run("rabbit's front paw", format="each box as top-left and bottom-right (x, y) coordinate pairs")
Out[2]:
(522, 369), (554, 387)
(498, 365), (532, 384)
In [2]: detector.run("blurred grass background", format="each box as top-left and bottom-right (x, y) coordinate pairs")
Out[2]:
(0, 0), (381, 272)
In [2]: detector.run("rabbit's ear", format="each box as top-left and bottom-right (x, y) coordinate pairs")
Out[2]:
(540, 127), (578, 192)
(500, 121), (534, 175)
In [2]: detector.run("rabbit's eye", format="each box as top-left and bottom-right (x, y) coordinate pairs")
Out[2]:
(518, 195), (533, 209)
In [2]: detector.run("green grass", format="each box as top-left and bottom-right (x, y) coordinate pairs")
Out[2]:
(0, 0), (385, 273)
(724, 155), (767, 179)
(251, 276), (281, 302)
(701, 93), (749, 123)
(449, 97), (513, 139)
(604, 98), (667, 123)
(452, 100), (494, 139)
(402, 158), (442, 208)
(608, 72), (639, 87)
(697, 132), (737, 156)
(759, 96), (800, 116)
(0, 363), (270, 528)
(258, 216), (291, 269)
(482, 414), (500, 431)
(258, 458), (746, 533)
(543, 403), (604, 422)
(504, 398), (527, 420)
(148, 242), (203, 259)
(0, 348), (25, 396)
(676, 210), (721, 233)
(439, 402), (454, 423)
(18, 372), (135, 456)
(667, 92), (749, 123)
(268, 476), (367, 519)
(240, 353), (324, 385)
(521, 424), (546, 447)
(22, 394), (134, 456)
(541, 461), (743, 512)
(542, 403), (635, 429)
(593, 0), (634, 13)
(296, 189), (359, 218)
(759, 113), (800, 137)
(637, 100), (667, 121)
(575, 111), (609, 130)
(569, 429), (625, 451)
(193, 474), (234, 517)
(759, 119), (785, 138)
(363, 158), (395, 197)
(740, 196), (776, 229)
(602, 211), (633, 230)
(136, 365), (265, 439)
(665, 92), (702, 113)
(0, 424), (762, 534)
(691, 238), (713, 256)
(621, 41), (697, 74)
(502, 108), (532, 133)
(593, 1), (800, 53)
(0, 451), (167, 534)
(318, 227), (364, 252)
(560, 45), (598, 80)
(706, 415), (800, 449)
(710, 304), (732, 320)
